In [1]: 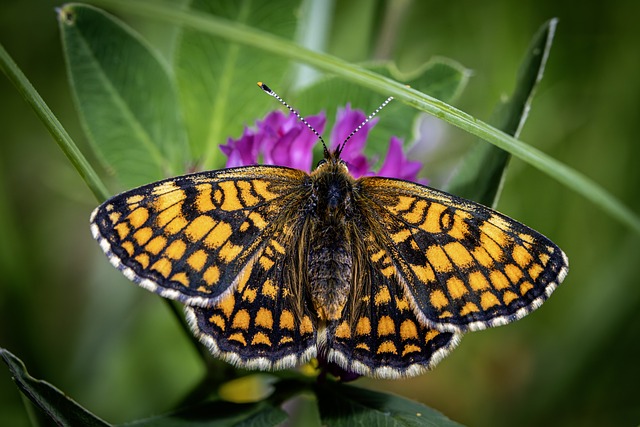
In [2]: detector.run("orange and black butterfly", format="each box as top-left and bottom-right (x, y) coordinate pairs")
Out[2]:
(90, 83), (568, 379)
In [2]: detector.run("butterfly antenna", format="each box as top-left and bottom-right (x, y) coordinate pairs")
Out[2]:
(258, 82), (329, 158)
(337, 96), (393, 157)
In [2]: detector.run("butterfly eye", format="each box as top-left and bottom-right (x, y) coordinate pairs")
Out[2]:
(339, 160), (349, 172)
(317, 159), (327, 167)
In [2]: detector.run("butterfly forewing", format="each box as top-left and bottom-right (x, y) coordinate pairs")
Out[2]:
(90, 166), (309, 306)
(357, 176), (569, 332)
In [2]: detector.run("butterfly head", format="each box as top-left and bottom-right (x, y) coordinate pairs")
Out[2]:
(307, 150), (354, 220)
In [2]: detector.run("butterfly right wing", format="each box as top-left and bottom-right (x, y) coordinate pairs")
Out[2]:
(90, 166), (310, 307)
(326, 229), (461, 379)
(356, 176), (569, 333)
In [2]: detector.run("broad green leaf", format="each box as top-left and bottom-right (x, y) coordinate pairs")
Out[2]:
(314, 381), (464, 427)
(445, 19), (558, 207)
(123, 400), (287, 426)
(0, 348), (109, 426)
(59, 3), (188, 189)
(294, 58), (470, 164)
(174, 0), (300, 170)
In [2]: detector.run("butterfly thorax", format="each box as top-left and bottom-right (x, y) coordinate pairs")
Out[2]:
(307, 158), (356, 321)
(309, 158), (355, 216)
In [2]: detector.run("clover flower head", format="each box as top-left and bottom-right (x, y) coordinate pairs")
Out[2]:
(379, 136), (426, 183)
(220, 106), (425, 184)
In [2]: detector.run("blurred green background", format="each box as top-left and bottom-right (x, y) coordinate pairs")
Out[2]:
(1, 0), (639, 426)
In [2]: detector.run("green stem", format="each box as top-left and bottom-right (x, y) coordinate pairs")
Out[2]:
(164, 299), (210, 364)
(0, 43), (109, 203)
(88, 0), (640, 235)
(0, 42), (208, 364)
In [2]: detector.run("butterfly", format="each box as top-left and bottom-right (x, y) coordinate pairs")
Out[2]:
(90, 83), (568, 379)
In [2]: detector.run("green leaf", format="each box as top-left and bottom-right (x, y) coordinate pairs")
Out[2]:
(0, 346), (288, 426)
(0, 348), (109, 426)
(59, 3), (188, 189)
(174, 0), (301, 170)
(294, 58), (470, 163)
(122, 400), (287, 426)
(446, 19), (558, 208)
(314, 381), (464, 427)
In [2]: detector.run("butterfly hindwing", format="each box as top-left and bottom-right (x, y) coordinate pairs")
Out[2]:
(90, 166), (308, 306)
(326, 239), (460, 378)
(357, 176), (569, 332)
(185, 226), (318, 370)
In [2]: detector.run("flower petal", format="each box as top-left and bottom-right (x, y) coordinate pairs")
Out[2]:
(330, 104), (379, 154)
(220, 127), (258, 168)
(269, 127), (302, 168)
(378, 137), (426, 183)
(330, 104), (378, 175)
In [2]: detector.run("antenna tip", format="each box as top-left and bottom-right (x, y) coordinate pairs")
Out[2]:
(257, 82), (272, 93)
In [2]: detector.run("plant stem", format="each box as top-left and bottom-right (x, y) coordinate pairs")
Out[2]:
(0, 43), (109, 203)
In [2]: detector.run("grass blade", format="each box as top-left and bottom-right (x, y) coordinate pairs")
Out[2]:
(86, 0), (640, 234)
(0, 42), (110, 202)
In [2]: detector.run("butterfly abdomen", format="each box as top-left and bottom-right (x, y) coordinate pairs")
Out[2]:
(307, 222), (353, 321)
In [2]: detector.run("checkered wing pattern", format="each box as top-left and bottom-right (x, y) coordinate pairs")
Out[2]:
(90, 166), (309, 307)
(185, 226), (318, 370)
(357, 176), (569, 332)
(90, 152), (568, 379)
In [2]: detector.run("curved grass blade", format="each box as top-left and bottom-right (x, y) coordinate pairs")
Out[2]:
(446, 18), (558, 208)
(1, 35), (204, 365)
(1, 348), (109, 426)
(86, 0), (640, 235)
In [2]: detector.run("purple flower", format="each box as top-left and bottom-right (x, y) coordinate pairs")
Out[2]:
(220, 127), (257, 168)
(221, 110), (325, 171)
(221, 106), (425, 183)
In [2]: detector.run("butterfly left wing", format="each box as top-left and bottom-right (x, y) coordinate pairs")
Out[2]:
(185, 225), (318, 370)
(90, 166), (309, 306)
(356, 176), (569, 333)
